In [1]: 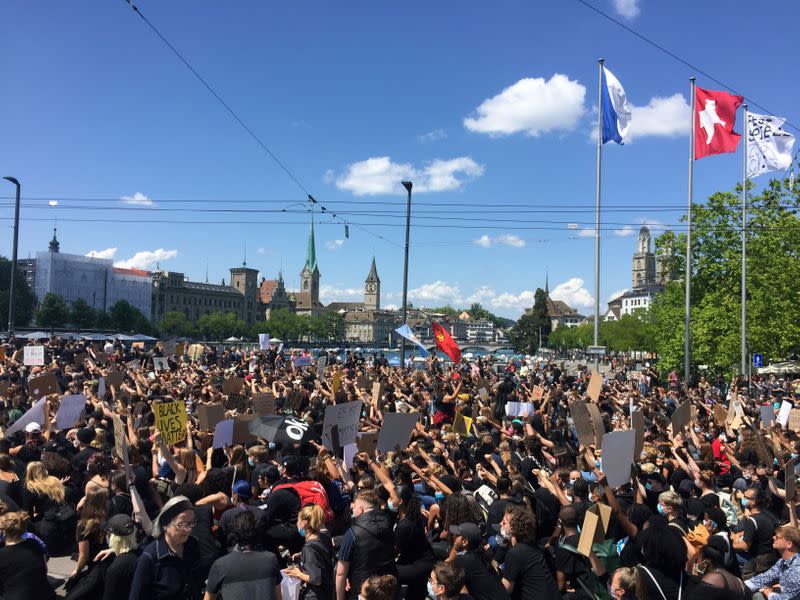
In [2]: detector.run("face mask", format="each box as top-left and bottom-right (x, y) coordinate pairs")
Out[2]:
(427, 581), (435, 598)
(387, 500), (398, 512)
(248, 457), (255, 467)
(696, 561), (708, 576)
(434, 492), (444, 502)
(565, 494), (573, 503)
(741, 497), (749, 509)
(657, 503), (667, 515)
(268, 442), (276, 450)
(500, 526), (511, 539)
(792, 453), (799, 460)
(298, 528), (306, 538)
(595, 459), (602, 469)
(693, 426), (702, 434)
(774, 402), (782, 410)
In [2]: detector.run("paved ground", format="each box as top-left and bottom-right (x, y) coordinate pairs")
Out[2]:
(47, 555), (77, 597)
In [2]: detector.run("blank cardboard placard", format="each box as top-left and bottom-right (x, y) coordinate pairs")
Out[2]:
(601, 430), (636, 488)
(760, 404), (776, 428)
(631, 409), (645, 458)
(153, 357), (169, 372)
(4, 398), (47, 437)
(785, 459), (797, 502)
(23, 346), (45, 366)
(789, 409), (800, 432)
(223, 377), (244, 395)
(106, 368), (124, 388)
(28, 373), (60, 400)
(198, 403), (226, 432)
(213, 419), (234, 448)
(233, 415), (258, 444)
(587, 370), (603, 403)
(670, 401), (691, 437)
(356, 431), (379, 456)
(478, 387), (489, 402)
(112, 414), (128, 462)
(453, 411), (473, 436)
(570, 400), (596, 448)
(377, 413), (419, 453)
(252, 393), (276, 416)
(577, 502), (612, 557)
(586, 402), (606, 448)
(154, 400), (187, 446)
(714, 404), (728, 426)
(55, 394), (87, 430)
(322, 402), (362, 451)
(371, 382), (384, 405)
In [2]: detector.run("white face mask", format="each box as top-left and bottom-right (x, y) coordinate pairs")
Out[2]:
(500, 526), (511, 539)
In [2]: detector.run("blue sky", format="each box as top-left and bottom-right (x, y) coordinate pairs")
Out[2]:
(2, 0), (798, 318)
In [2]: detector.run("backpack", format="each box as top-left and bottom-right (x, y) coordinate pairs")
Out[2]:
(717, 490), (740, 527)
(558, 542), (613, 600)
(273, 480), (334, 523)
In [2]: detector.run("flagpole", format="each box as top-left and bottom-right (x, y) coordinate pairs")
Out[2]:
(685, 77), (695, 389)
(593, 58), (604, 371)
(741, 105), (748, 379)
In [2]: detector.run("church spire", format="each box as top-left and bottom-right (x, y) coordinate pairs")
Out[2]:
(48, 227), (60, 253)
(366, 256), (379, 282)
(545, 268), (549, 295)
(305, 217), (318, 273)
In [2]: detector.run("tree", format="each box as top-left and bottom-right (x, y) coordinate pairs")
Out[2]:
(70, 299), (95, 329)
(650, 178), (800, 375)
(319, 311), (345, 340)
(94, 310), (113, 330)
(110, 300), (144, 332)
(265, 308), (299, 341)
(159, 311), (195, 338)
(0, 257), (37, 327)
(196, 311), (246, 340)
(508, 288), (551, 354)
(36, 293), (69, 328)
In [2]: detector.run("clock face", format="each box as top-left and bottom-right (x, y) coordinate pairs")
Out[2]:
(366, 282), (376, 293)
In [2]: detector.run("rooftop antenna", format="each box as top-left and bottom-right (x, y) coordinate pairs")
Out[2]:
(243, 241), (247, 267)
(205, 259), (209, 283)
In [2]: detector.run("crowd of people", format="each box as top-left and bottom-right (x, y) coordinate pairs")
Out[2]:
(1, 335), (799, 600)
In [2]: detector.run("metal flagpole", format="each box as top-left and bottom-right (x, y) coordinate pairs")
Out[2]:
(741, 105), (748, 379)
(593, 58), (604, 371)
(685, 78), (696, 389)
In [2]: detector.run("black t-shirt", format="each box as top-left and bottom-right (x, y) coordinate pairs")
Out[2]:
(454, 550), (509, 600)
(487, 498), (511, 527)
(205, 549), (282, 600)
(0, 538), (57, 600)
(741, 512), (776, 558)
(502, 542), (559, 600)
(554, 533), (591, 592)
(102, 550), (140, 600)
(395, 515), (434, 565)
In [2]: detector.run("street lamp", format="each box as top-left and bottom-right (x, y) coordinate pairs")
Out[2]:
(400, 181), (412, 368)
(3, 177), (20, 338)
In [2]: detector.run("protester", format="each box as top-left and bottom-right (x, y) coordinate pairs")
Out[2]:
(0, 509), (58, 600)
(282, 504), (334, 600)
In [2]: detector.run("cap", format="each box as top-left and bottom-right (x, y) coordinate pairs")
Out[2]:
(232, 479), (252, 499)
(25, 422), (42, 433)
(449, 522), (482, 548)
(77, 427), (96, 444)
(106, 514), (135, 536)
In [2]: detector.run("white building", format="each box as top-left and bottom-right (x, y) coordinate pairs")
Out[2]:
(465, 320), (496, 343)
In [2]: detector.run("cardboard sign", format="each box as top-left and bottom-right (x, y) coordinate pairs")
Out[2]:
(223, 377), (244, 395)
(213, 419), (234, 448)
(570, 400), (596, 448)
(453, 411), (473, 436)
(233, 415), (257, 444)
(55, 394), (87, 430)
(778, 401), (793, 428)
(322, 402), (362, 451)
(106, 368), (124, 388)
(198, 403), (226, 432)
(601, 430), (636, 488)
(789, 409), (800, 432)
(252, 393), (276, 416)
(532, 386), (544, 401)
(587, 370), (603, 403)
(577, 502), (612, 557)
(670, 401), (691, 437)
(4, 397), (47, 437)
(371, 382), (384, 405)
(760, 404), (776, 428)
(23, 345), (45, 366)
(28, 373), (60, 400)
(316, 355), (327, 378)
(478, 387), (489, 402)
(356, 431), (379, 456)
(112, 414), (128, 461)
(153, 357), (169, 372)
(154, 400), (187, 446)
(377, 413), (419, 453)
(259, 333), (270, 351)
(586, 402), (606, 448)
(785, 458), (797, 503)
(188, 344), (204, 361)
(631, 409), (645, 458)
(332, 372), (343, 394)
(713, 404), (728, 426)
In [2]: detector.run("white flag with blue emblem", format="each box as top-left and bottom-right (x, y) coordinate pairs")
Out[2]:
(395, 324), (429, 357)
(601, 66), (631, 145)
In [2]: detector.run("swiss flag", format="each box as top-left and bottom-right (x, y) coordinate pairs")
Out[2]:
(431, 322), (461, 365)
(694, 86), (743, 159)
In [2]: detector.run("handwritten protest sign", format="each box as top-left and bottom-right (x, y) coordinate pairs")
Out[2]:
(259, 334), (270, 351)
(322, 402), (362, 451)
(188, 344), (204, 361)
(760, 404), (776, 428)
(28, 373), (60, 400)
(24, 346), (45, 366)
(532, 386), (544, 401)
(154, 400), (187, 446)
(316, 355), (327, 378)
(505, 402), (535, 417)
(112, 414), (129, 463)
(56, 394), (87, 430)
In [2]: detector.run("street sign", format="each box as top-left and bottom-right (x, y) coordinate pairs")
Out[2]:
(753, 353), (763, 368)
(587, 346), (606, 356)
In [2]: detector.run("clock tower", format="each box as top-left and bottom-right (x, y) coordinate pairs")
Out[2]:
(364, 257), (380, 311)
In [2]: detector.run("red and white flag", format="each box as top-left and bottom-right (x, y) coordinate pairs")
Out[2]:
(694, 86), (743, 159)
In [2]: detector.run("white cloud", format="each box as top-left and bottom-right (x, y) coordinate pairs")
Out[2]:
(120, 192), (155, 206)
(614, 225), (635, 237)
(86, 248), (118, 259)
(326, 239), (345, 251)
(607, 288), (630, 302)
(323, 169), (335, 184)
(550, 277), (595, 311)
(256, 247), (266, 255)
(384, 303), (398, 311)
(319, 285), (363, 303)
(572, 227), (595, 238)
(408, 281), (463, 305)
(613, 0), (640, 18)
(418, 129), (447, 142)
(473, 234), (526, 248)
(333, 156), (484, 196)
(473, 235), (493, 248)
(464, 74), (586, 137)
(630, 94), (689, 139)
(114, 248), (177, 270)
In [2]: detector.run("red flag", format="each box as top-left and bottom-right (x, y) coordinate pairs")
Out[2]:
(432, 322), (461, 365)
(694, 86), (743, 159)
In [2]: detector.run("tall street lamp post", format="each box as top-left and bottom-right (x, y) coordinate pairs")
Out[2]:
(400, 181), (413, 367)
(4, 177), (20, 338)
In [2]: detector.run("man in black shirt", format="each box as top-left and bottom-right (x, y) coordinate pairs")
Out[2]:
(500, 505), (559, 600)
(449, 522), (509, 600)
(261, 456), (304, 554)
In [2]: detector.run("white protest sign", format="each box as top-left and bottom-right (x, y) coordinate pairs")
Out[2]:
(259, 333), (270, 351)
(778, 400), (793, 428)
(601, 429), (636, 488)
(97, 377), (107, 399)
(343, 443), (357, 470)
(747, 112), (796, 178)
(56, 394), (87, 430)
(505, 402), (535, 417)
(24, 345), (45, 366)
(213, 419), (235, 448)
(322, 401), (362, 451)
(153, 357), (169, 372)
(377, 412), (419, 453)
(4, 398), (47, 437)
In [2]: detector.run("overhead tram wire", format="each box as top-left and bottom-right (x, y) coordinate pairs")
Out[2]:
(575, 0), (800, 134)
(121, 0), (398, 248)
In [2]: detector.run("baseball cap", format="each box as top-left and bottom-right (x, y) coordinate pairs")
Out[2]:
(106, 514), (135, 536)
(232, 480), (252, 499)
(25, 422), (42, 434)
(449, 522), (482, 548)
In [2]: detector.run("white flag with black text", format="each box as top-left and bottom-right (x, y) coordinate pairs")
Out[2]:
(747, 112), (796, 178)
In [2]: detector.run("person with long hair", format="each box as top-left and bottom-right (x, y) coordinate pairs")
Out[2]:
(81, 452), (111, 503)
(500, 504), (560, 600)
(20, 460), (70, 553)
(0, 510), (57, 600)
(685, 537), (749, 600)
(635, 517), (689, 600)
(71, 487), (109, 579)
(283, 504), (335, 600)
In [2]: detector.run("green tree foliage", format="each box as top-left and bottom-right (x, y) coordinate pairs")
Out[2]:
(0, 257), (37, 327)
(196, 311), (246, 340)
(36, 292), (70, 328)
(508, 288), (551, 354)
(109, 300), (149, 333)
(94, 310), (113, 330)
(650, 178), (800, 374)
(159, 311), (196, 338)
(70, 299), (95, 329)
(548, 314), (655, 352)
